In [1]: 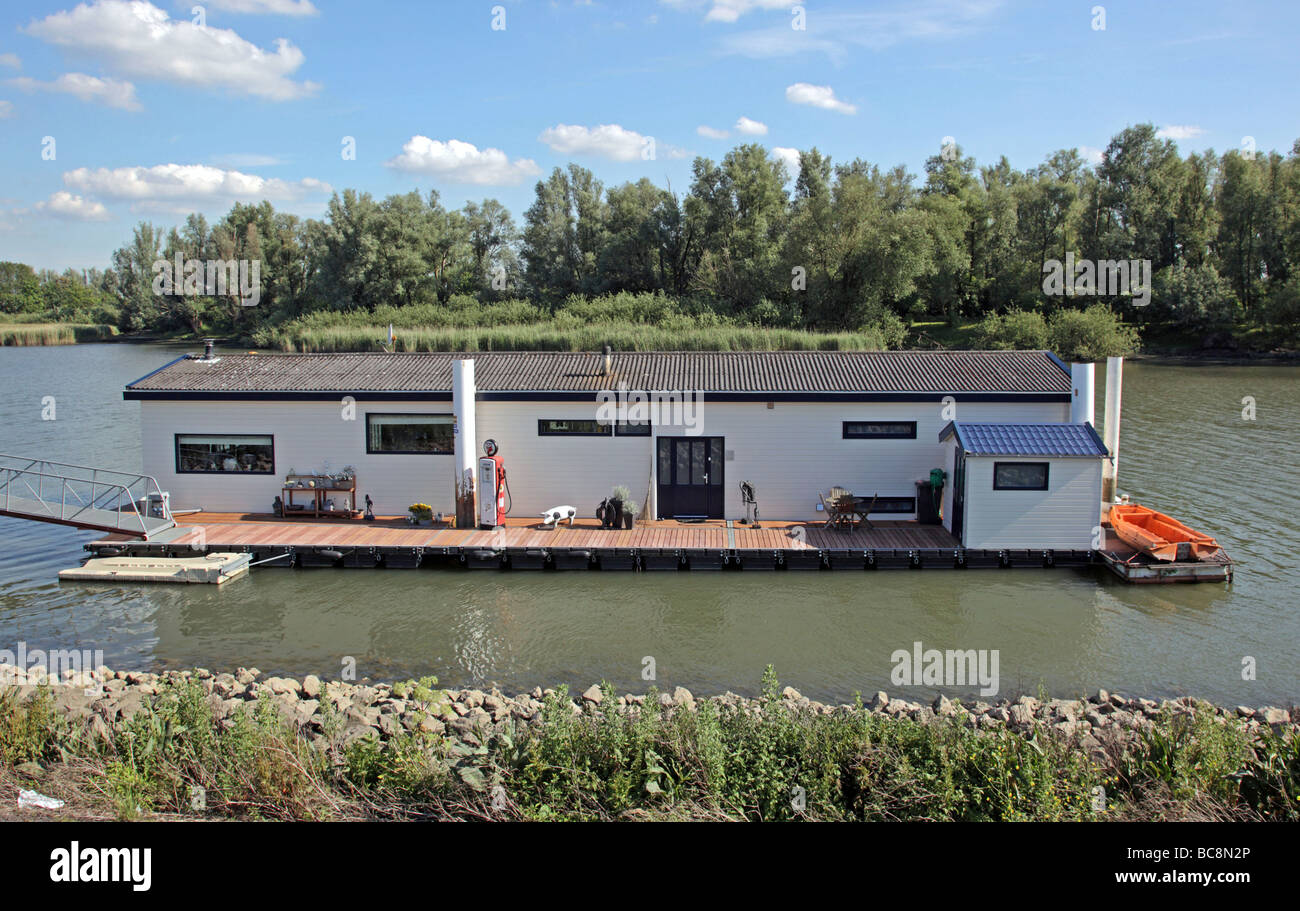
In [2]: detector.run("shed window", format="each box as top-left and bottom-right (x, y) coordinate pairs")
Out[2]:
(993, 462), (1050, 490)
(176, 434), (274, 474)
(843, 421), (917, 440)
(367, 414), (454, 454)
(538, 419), (612, 436)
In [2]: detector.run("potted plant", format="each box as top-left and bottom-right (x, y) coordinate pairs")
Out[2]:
(609, 485), (632, 530)
(408, 502), (433, 526)
(622, 498), (638, 530)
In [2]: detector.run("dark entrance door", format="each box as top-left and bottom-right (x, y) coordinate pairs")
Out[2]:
(656, 436), (725, 519)
(950, 447), (966, 542)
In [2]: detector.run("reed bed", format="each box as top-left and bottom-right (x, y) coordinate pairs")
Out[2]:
(0, 323), (118, 346)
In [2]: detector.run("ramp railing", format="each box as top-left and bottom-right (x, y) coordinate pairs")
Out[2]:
(0, 454), (174, 538)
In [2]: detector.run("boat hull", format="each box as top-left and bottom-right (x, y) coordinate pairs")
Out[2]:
(1109, 504), (1222, 563)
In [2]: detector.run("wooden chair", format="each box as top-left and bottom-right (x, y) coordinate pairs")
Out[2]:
(856, 493), (878, 532)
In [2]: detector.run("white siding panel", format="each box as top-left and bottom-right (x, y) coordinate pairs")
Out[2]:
(474, 401), (654, 518)
(961, 456), (1103, 550)
(141, 397), (1069, 522)
(141, 401), (455, 515)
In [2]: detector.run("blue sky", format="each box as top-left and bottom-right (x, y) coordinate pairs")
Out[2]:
(2, 0), (1297, 271)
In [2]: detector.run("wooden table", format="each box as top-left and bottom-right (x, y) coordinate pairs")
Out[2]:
(827, 495), (876, 531)
(282, 474), (360, 519)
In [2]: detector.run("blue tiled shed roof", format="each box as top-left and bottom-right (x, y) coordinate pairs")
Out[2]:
(938, 422), (1109, 458)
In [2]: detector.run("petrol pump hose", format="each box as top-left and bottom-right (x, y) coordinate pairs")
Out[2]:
(503, 470), (512, 515)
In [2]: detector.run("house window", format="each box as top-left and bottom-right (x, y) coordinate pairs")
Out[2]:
(615, 419), (651, 436)
(367, 414), (454, 454)
(993, 462), (1050, 491)
(175, 434), (274, 474)
(538, 419), (612, 436)
(867, 496), (916, 514)
(843, 421), (917, 440)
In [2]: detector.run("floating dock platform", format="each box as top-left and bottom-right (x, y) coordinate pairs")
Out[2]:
(59, 552), (251, 585)
(1095, 528), (1233, 584)
(77, 513), (1229, 583)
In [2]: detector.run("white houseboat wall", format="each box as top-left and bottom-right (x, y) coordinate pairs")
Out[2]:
(124, 349), (1095, 526)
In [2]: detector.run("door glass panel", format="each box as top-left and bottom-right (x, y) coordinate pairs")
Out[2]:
(675, 440), (690, 486)
(691, 440), (707, 485)
(658, 438), (671, 482)
(709, 438), (722, 485)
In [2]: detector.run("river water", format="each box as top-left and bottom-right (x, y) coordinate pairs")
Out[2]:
(0, 343), (1296, 705)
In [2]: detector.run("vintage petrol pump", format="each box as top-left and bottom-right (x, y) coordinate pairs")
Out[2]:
(478, 439), (509, 528)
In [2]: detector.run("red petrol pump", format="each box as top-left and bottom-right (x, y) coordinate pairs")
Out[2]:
(478, 439), (510, 528)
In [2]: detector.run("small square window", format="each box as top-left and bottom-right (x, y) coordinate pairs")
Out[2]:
(993, 462), (1049, 490)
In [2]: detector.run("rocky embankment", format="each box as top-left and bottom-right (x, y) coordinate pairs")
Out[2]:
(2, 664), (1295, 760)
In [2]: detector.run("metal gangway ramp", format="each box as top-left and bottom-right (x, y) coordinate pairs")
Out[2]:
(0, 454), (174, 538)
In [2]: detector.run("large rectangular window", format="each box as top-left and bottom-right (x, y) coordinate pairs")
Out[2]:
(366, 413), (454, 454)
(867, 496), (916, 514)
(993, 462), (1050, 491)
(843, 421), (918, 440)
(175, 434), (274, 474)
(538, 419), (612, 436)
(615, 419), (651, 436)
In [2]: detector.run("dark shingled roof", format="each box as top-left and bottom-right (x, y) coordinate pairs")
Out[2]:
(126, 350), (1072, 396)
(939, 421), (1109, 458)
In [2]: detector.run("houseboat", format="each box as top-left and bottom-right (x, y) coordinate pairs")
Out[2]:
(122, 346), (1112, 552)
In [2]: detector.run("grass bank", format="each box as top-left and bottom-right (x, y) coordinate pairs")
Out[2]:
(0, 323), (118, 346)
(3, 667), (1297, 822)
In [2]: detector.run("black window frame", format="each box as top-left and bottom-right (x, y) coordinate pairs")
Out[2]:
(842, 420), (918, 440)
(174, 433), (275, 475)
(993, 461), (1050, 491)
(866, 496), (917, 514)
(537, 418), (613, 437)
(614, 419), (652, 437)
(365, 412), (455, 455)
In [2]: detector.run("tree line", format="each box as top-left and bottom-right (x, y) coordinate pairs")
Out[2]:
(3, 123), (1298, 350)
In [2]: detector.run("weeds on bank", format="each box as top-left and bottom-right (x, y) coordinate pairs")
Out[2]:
(0, 670), (1297, 822)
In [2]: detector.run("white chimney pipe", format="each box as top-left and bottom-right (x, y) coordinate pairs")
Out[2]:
(1101, 356), (1122, 503)
(453, 358), (477, 527)
(1070, 362), (1095, 426)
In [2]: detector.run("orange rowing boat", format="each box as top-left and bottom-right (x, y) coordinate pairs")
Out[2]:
(1108, 504), (1222, 562)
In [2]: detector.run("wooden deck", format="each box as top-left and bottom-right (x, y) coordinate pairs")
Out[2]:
(85, 512), (1106, 573)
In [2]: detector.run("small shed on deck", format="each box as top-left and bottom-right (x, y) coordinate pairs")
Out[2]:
(939, 421), (1110, 550)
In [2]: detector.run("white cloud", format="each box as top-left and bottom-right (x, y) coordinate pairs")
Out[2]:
(663, 0), (790, 23)
(24, 1), (319, 101)
(9, 73), (141, 110)
(734, 116), (767, 135)
(203, 0), (319, 14)
(772, 146), (800, 174)
(0, 100), (12, 118)
(785, 82), (856, 115)
(697, 124), (729, 139)
(1078, 145), (1104, 165)
(62, 162), (331, 213)
(1156, 125), (1204, 141)
(0, 53), (20, 69)
(210, 153), (285, 168)
(538, 123), (653, 161)
(36, 190), (111, 221)
(386, 136), (541, 185)
(718, 1), (1005, 62)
